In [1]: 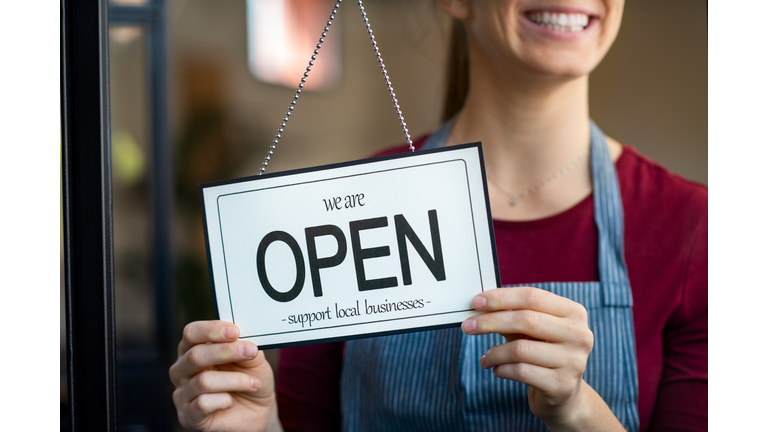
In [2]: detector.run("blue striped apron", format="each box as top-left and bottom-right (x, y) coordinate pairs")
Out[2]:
(340, 120), (640, 431)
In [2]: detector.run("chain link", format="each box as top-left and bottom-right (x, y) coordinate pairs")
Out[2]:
(258, 0), (342, 175)
(258, 0), (413, 175)
(357, 0), (413, 151)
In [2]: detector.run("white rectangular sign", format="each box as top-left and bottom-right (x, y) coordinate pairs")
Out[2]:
(200, 143), (500, 349)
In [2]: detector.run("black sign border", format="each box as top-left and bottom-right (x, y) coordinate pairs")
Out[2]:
(199, 142), (501, 349)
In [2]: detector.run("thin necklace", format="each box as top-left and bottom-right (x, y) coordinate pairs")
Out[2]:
(450, 127), (587, 206)
(485, 155), (585, 206)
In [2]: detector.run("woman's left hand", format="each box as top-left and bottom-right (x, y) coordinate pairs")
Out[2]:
(461, 287), (624, 431)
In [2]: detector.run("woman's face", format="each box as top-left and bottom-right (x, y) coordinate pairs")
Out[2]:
(455, 0), (625, 79)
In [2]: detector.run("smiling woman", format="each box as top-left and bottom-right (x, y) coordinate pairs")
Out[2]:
(168, 0), (706, 431)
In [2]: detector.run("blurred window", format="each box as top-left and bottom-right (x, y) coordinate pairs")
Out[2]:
(109, 26), (154, 350)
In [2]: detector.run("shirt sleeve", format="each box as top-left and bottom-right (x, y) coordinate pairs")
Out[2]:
(647, 211), (708, 431)
(276, 342), (344, 432)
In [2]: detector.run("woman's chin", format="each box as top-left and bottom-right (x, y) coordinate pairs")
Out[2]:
(513, 52), (597, 81)
(506, 8), (611, 79)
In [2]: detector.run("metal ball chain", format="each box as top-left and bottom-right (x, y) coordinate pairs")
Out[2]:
(258, 0), (343, 175)
(258, 0), (415, 175)
(357, 0), (413, 152)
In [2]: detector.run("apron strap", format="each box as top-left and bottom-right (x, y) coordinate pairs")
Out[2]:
(421, 115), (457, 150)
(588, 121), (632, 306)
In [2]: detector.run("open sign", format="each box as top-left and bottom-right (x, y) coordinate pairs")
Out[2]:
(200, 143), (499, 348)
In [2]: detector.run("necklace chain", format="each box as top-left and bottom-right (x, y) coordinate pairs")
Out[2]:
(258, 0), (412, 176)
(486, 155), (585, 206)
(452, 129), (587, 206)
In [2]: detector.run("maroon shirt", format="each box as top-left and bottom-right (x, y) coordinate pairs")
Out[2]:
(277, 136), (708, 431)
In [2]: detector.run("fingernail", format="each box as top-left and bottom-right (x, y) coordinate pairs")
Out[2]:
(251, 377), (261, 389)
(223, 326), (239, 339)
(472, 296), (486, 309)
(462, 318), (476, 333)
(242, 343), (257, 358)
(479, 354), (487, 368)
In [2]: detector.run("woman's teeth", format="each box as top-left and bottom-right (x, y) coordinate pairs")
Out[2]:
(526, 11), (589, 32)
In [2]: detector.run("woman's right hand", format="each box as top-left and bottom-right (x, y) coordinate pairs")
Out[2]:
(169, 320), (282, 432)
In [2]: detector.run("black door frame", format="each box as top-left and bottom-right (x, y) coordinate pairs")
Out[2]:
(61, 0), (117, 430)
(62, 0), (172, 430)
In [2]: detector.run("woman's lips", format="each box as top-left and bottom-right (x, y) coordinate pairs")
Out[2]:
(524, 10), (594, 33)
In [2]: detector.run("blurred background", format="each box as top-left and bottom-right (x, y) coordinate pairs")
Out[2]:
(60, 0), (707, 430)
